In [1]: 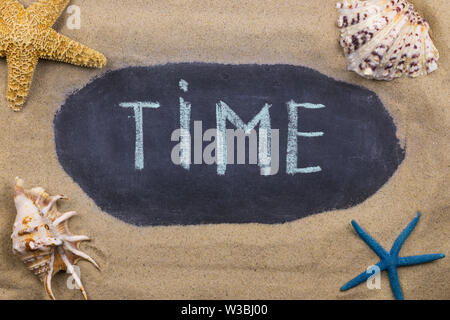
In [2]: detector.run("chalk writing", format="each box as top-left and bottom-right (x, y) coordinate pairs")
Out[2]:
(119, 101), (160, 170)
(179, 79), (189, 92)
(125, 95), (309, 177)
(286, 101), (325, 175)
(216, 101), (273, 176)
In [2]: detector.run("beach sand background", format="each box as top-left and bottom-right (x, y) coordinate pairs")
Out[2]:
(0, 0), (448, 299)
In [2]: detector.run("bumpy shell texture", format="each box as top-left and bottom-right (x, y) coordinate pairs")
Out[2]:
(11, 177), (99, 300)
(336, 0), (439, 80)
(0, 0), (107, 111)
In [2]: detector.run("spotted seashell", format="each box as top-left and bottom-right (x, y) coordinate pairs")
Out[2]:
(336, 0), (439, 80)
(11, 178), (99, 300)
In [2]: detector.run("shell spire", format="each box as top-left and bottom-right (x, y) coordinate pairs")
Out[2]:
(336, 0), (439, 80)
(11, 177), (99, 300)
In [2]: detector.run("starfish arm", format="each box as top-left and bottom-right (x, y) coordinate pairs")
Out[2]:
(6, 49), (39, 111)
(390, 212), (421, 256)
(39, 29), (106, 68)
(0, 35), (7, 57)
(0, 0), (24, 27)
(341, 261), (385, 291)
(351, 220), (389, 259)
(0, 19), (11, 56)
(26, 0), (70, 28)
(398, 253), (445, 266)
(387, 266), (404, 300)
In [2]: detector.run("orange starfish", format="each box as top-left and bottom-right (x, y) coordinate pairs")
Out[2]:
(0, 0), (106, 111)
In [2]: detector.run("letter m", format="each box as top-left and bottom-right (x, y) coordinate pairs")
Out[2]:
(216, 101), (272, 175)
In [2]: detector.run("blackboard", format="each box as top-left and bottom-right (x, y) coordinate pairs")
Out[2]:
(54, 63), (405, 226)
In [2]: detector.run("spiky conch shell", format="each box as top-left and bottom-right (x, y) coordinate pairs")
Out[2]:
(336, 0), (439, 80)
(11, 178), (99, 300)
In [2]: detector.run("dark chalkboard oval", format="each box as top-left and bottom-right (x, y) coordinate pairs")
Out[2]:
(54, 63), (405, 226)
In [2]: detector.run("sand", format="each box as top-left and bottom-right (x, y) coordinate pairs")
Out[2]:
(0, 0), (448, 300)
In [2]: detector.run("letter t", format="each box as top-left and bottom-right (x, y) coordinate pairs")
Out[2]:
(120, 101), (160, 170)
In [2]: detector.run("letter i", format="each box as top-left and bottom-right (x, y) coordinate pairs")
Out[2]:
(179, 79), (191, 170)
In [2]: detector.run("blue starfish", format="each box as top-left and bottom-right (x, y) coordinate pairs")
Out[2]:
(341, 212), (445, 300)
